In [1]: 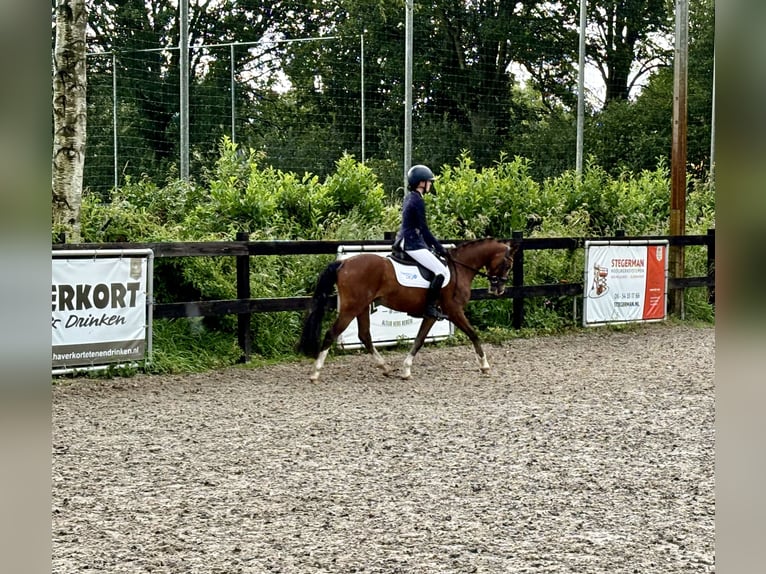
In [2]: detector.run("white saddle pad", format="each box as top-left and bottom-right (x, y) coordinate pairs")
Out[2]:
(388, 257), (451, 288)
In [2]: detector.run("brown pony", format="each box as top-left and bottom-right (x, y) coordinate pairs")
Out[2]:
(297, 238), (518, 381)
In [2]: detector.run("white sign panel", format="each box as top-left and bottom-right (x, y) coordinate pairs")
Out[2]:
(52, 250), (153, 372)
(583, 240), (668, 326)
(336, 245), (453, 349)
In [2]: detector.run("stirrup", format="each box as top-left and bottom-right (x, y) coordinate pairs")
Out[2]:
(424, 305), (448, 321)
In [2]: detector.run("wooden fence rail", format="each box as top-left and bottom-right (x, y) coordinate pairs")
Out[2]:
(53, 229), (715, 361)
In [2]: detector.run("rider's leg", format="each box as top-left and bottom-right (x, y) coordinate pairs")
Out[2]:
(424, 273), (447, 320)
(406, 249), (449, 279)
(404, 249), (449, 320)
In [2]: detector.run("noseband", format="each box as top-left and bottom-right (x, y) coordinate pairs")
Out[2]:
(447, 247), (513, 286)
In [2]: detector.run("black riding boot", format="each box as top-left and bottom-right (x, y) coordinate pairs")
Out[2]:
(424, 274), (448, 320)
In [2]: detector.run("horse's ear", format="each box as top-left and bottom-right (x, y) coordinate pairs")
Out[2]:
(505, 241), (519, 257)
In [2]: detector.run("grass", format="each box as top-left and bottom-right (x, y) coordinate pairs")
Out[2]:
(144, 318), (243, 375)
(52, 297), (714, 380)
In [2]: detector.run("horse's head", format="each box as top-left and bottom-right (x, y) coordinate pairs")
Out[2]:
(485, 241), (519, 296)
(450, 238), (519, 295)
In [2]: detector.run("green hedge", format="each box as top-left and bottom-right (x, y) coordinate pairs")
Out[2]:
(66, 139), (714, 372)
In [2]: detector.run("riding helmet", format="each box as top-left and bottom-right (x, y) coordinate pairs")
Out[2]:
(407, 164), (436, 191)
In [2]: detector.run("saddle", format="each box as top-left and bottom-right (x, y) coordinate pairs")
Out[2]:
(389, 241), (451, 282)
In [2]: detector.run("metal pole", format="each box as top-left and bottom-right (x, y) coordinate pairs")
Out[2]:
(709, 53), (715, 181)
(230, 43), (236, 142)
(576, 0), (587, 175)
(179, 0), (189, 180)
(113, 53), (118, 191)
(361, 33), (365, 163)
(403, 0), (413, 192)
(670, 0), (688, 317)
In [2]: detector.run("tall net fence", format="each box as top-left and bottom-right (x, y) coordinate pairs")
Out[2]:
(79, 3), (711, 199)
(85, 33), (574, 198)
(85, 36), (396, 198)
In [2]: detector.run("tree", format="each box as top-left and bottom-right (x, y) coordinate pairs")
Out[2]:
(586, 0), (672, 104)
(72, 0), (696, 197)
(52, 0), (88, 242)
(274, 0), (581, 172)
(84, 0), (303, 186)
(583, 0), (714, 176)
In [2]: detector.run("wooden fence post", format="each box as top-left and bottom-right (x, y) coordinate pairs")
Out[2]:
(512, 231), (524, 329)
(236, 231), (251, 362)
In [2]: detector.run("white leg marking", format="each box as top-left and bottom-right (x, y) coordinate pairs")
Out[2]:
(401, 353), (414, 380)
(309, 349), (330, 382)
(476, 352), (490, 373)
(372, 347), (389, 374)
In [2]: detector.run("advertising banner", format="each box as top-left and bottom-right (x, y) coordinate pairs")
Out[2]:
(336, 245), (453, 349)
(583, 240), (668, 326)
(52, 250), (153, 373)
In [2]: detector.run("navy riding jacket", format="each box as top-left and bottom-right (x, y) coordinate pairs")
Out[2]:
(395, 191), (446, 256)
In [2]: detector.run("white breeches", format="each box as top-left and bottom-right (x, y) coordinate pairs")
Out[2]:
(405, 249), (449, 279)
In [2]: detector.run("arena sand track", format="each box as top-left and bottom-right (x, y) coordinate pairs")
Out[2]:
(52, 323), (714, 574)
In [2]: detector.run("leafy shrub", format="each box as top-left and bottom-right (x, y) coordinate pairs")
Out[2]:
(195, 139), (281, 234)
(79, 191), (171, 243)
(686, 176), (716, 233)
(272, 172), (328, 237)
(117, 175), (203, 227)
(321, 153), (386, 223)
(59, 142), (715, 373)
(430, 153), (544, 239)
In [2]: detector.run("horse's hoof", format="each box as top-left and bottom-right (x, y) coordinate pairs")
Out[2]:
(309, 374), (320, 383)
(477, 355), (491, 374)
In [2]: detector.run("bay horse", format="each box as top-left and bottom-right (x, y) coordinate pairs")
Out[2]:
(297, 238), (518, 381)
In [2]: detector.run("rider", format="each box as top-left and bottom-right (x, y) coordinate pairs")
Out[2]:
(394, 164), (449, 320)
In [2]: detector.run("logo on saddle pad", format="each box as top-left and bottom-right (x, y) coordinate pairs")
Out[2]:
(387, 257), (451, 289)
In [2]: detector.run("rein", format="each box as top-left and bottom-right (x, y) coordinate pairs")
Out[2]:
(447, 251), (504, 282)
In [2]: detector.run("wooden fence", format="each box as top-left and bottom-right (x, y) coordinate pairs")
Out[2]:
(52, 229), (715, 361)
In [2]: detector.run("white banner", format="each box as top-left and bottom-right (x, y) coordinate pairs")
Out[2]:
(583, 241), (668, 326)
(52, 250), (153, 372)
(335, 245), (453, 349)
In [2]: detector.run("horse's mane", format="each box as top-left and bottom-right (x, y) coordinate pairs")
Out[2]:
(449, 237), (499, 254)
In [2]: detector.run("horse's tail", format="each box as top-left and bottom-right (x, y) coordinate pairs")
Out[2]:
(297, 260), (342, 358)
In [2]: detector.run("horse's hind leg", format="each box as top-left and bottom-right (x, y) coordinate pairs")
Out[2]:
(401, 317), (436, 379)
(309, 346), (331, 383)
(309, 311), (356, 382)
(357, 310), (389, 375)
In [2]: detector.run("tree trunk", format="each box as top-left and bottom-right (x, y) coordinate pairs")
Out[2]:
(52, 0), (87, 242)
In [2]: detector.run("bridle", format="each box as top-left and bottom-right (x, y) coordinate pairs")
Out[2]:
(446, 246), (514, 290)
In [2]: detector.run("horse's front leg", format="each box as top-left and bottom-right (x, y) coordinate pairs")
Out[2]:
(448, 310), (490, 374)
(401, 316), (437, 379)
